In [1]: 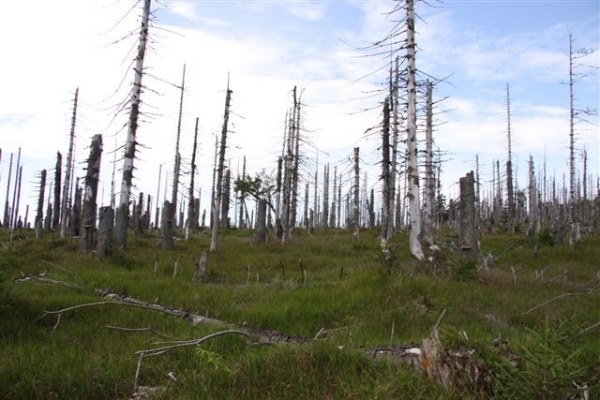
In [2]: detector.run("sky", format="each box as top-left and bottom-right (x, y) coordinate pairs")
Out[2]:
(0, 0), (598, 227)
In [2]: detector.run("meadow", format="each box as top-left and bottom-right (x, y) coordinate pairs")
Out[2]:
(1, 227), (598, 399)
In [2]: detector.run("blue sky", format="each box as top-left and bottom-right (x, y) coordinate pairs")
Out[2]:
(0, 0), (598, 226)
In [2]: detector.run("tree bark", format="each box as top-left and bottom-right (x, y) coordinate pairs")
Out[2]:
(35, 169), (47, 238)
(459, 171), (478, 256)
(60, 88), (78, 238)
(97, 206), (114, 259)
(210, 77), (232, 252)
(80, 134), (103, 252)
(406, 0), (424, 261)
(115, 0), (151, 250)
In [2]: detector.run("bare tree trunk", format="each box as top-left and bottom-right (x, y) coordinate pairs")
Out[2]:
(422, 80), (435, 247)
(162, 201), (174, 250)
(210, 77), (232, 252)
(61, 88), (78, 238)
(353, 147), (360, 237)
(254, 198), (267, 245)
(459, 171), (478, 256)
(154, 164), (162, 229)
(505, 84), (515, 234)
(52, 152), (62, 229)
(322, 163), (330, 229)
(568, 33), (581, 249)
(290, 90), (301, 231)
(115, 0), (151, 250)
(12, 164), (23, 230)
(171, 64), (186, 234)
(80, 134), (103, 252)
(3, 152), (13, 228)
(406, 0), (424, 261)
(238, 156), (246, 229)
(97, 206), (114, 259)
(71, 179), (82, 237)
(330, 166), (337, 228)
(304, 182), (309, 229)
(380, 96), (391, 247)
(526, 156), (539, 241)
(221, 168), (231, 229)
(35, 169), (47, 238)
(186, 118), (199, 239)
(9, 149), (22, 229)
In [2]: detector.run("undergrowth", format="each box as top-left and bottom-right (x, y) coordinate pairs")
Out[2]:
(0, 227), (598, 398)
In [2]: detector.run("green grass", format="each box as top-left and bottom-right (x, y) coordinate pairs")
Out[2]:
(1, 227), (599, 398)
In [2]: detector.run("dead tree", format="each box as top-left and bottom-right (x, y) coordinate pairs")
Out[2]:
(237, 156), (246, 229)
(97, 207), (114, 258)
(115, 0), (151, 250)
(34, 170), (47, 238)
(9, 149), (22, 229)
(52, 152), (62, 229)
(505, 84), (515, 234)
(186, 117), (199, 240)
(380, 96), (392, 247)
(210, 77), (232, 252)
(171, 64), (186, 233)
(2, 151), (12, 228)
(322, 163), (330, 229)
(80, 134), (103, 252)
(405, 0), (425, 261)
(353, 147), (360, 238)
(221, 168), (231, 229)
(422, 80), (435, 247)
(459, 171), (478, 256)
(60, 88), (78, 238)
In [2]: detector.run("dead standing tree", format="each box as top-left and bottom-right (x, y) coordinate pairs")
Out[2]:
(115, 0), (151, 250)
(185, 117), (200, 240)
(210, 77), (232, 252)
(404, 0), (425, 261)
(34, 169), (47, 239)
(163, 64), (186, 250)
(79, 135), (103, 252)
(60, 88), (78, 238)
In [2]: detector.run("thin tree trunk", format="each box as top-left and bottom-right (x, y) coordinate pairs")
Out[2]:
(35, 169), (47, 238)
(171, 64), (186, 234)
(52, 152), (62, 229)
(3, 152), (13, 228)
(380, 96), (391, 247)
(353, 147), (360, 237)
(186, 118), (199, 239)
(115, 0), (151, 249)
(10, 149), (21, 229)
(210, 77), (232, 252)
(505, 84), (515, 234)
(61, 88), (78, 238)
(422, 80), (435, 247)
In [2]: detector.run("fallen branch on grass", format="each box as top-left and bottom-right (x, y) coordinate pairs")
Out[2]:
(522, 289), (599, 315)
(133, 329), (252, 394)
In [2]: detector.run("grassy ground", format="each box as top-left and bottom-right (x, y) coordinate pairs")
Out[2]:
(0, 227), (598, 399)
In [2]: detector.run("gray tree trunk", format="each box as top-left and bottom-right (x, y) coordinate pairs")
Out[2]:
(96, 206), (114, 259)
(406, 0), (424, 261)
(505, 84), (515, 234)
(3, 152), (13, 228)
(35, 169), (47, 239)
(79, 134), (103, 252)
(210, 77), (232, 252)
(162, 200), (175, 250)
(115, 0), (151, 250)
(186, 117), (199, 239)
(380, 96), (391, 247)
(52, 152), (62, 229)
(353, 147), (360, 237)
(422, 80), (435, 247)
(254, 198), (267, 245)
(459, 171), (478, 256)
(60, 88), (78, 238)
